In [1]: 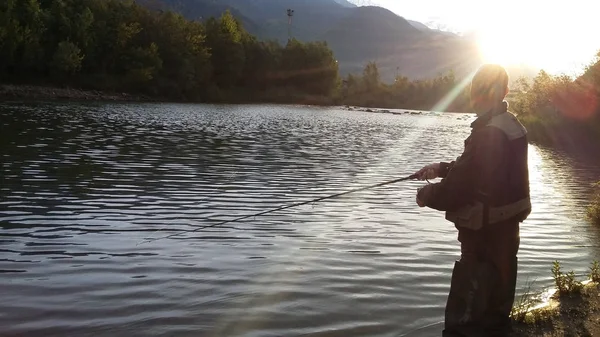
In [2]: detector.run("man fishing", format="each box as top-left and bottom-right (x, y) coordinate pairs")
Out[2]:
(415, 64), (531, 336)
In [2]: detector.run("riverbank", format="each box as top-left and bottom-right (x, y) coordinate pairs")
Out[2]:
(0, 83), (336, 106)
(509, 260), (600, 336)
(589, 186), (600, 225)
(517, 114), (600, 150)
(0, 83), (465, 112)
(0, 84), (154, 102)
(511, 282), (600, 336)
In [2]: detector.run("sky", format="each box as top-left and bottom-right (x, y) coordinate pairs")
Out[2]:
(352, 0), (600, 75)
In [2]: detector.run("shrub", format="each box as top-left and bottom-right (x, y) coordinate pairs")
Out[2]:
(590, 260), (600, 282)
(552, 260), (583, 294)
(587, 183), (600, 225)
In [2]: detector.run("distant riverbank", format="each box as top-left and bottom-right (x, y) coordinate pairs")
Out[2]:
(0, 83), (466, 112)
(0, 84), (154, 102)
(0, 84), (342, 107)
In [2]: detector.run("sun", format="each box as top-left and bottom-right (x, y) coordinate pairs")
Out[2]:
(477, 28), (592, 76)
(477, 29), (532, 67)
(473, 2), (599, 77)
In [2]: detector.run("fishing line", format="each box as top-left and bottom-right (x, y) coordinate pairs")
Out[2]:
(396, 320), (444, 337)
(141, 171), (240, 241)
(138, 173), (419, 245)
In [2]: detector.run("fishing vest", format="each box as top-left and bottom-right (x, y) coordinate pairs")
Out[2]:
(445, 112), (531, 231)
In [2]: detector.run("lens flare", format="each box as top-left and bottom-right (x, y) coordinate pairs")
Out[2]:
(551, 79), (598, 121)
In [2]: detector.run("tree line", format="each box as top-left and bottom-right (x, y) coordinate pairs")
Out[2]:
(0, 0), (471, 111)
(0, 0), (338, 102)
(340, 62), (471, 111)
(509, 52), (600, 147)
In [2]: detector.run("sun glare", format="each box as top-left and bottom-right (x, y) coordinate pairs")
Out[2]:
(478, 28), (594, 76)
(473, 1), (599, 76)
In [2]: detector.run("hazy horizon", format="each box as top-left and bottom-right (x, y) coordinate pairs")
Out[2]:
(349, 0), (600, 75)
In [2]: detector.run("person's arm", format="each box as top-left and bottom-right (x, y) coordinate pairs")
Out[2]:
(419, 151), (477, 212)
(438, 160), (455, 178)
(415, 156), (460, 181)
(418, 127), (506, 211)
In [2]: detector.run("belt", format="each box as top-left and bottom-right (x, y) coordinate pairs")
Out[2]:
(488, 197), (531, 224)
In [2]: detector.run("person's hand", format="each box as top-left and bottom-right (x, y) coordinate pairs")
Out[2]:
(416, 186), (430, 207)
(415, 163), (440, 181)
(416, 190), (426, 207)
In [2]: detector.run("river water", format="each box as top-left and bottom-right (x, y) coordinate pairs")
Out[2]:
(1, 102), (599, 337)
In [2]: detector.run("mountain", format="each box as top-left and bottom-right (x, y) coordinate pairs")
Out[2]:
(321, 6), (422, 64)
(151, 0), (484, 81)
(333, 0), (357, 7)
(167, 0), (348, 41)
(407, 19), (430, 31)
(321, 6), (481, 80)
(140, 0), (262, 35)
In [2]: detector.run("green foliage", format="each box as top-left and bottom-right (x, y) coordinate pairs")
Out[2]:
(122, 43), (162, 87)
(588, 183), (600, 226)
(0, 0), (479, 108)
(552, 261), (583, 295)
(52, 41), (84, 75)
(511, 260), (600, 329)
(362, 61), (380, 91)
(0, 0), (340, 101)
(551, 260), (562, 290)
(509, 56), (600, 146)
(565, 271), (583, 293)
(279, 39), (339, 96)
(0, 0), (46, 73)
(341, 63), (470, 111)
(205, 10), (246, 89)
(590, 260), (600, 282)
(510, 278), (536, 323)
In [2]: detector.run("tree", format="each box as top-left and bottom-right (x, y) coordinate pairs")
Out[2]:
(121, 42), (162, 87)
(205, 10), (246, 89)
(0, 0), (46, 76)
(279, 39), (338, 96)
(363, 61), (380, 91)
(51, 41), (84, 75)
(147, 11), (211, 98)
(240, 39), (281, 90)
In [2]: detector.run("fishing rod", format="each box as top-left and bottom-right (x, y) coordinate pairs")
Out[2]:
(140, 173), (419, 244)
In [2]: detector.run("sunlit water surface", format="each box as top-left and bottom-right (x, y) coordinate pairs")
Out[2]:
(1, 102), (599, 337)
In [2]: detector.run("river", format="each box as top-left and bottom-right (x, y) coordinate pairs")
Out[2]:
(1, 102), (599, 337)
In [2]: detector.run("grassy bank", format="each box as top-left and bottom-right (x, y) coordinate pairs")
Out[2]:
(589, 184), (600, 226)
(511, 282), (600, 336)
(510, 261), (600, 336)
(516, 113), (600, 150)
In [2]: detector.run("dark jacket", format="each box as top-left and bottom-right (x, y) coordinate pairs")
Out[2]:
(418, 102), (531, 229)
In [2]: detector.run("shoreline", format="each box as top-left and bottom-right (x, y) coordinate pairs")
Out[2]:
(0, 84), (155, 103)
(510, 282), (600, 336)
(0, 84), (471, 113)
(0, 84), (333, 106)
(509, 259), (600, 336)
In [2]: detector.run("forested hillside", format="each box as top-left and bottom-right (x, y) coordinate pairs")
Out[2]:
(152, 0), (485, 81)
(0, 0), (474, 111)
(0, 0), (339, 102)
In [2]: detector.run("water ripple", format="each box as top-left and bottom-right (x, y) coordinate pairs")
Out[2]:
(1, 102), (599, 337)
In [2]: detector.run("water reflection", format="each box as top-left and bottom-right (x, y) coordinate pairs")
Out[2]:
(0, 102), (598, 337)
